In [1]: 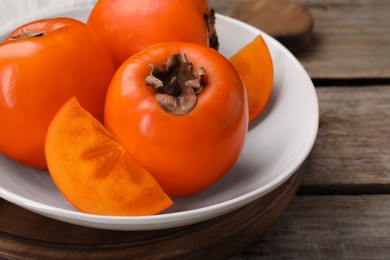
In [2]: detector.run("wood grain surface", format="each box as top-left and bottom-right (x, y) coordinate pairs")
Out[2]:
(303, 86), (390, 193)
(228, 0), (390, 258)
(231, 195), (390, 259)
(209, 0), (390, 79)
(230, 86), (390, 258)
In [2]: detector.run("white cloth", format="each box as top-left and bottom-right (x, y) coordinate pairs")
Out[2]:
(0, 0), (97, 34)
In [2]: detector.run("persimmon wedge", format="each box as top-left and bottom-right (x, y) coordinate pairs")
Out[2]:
(230, 35), (274, 122)
(45, 97), (173, 216)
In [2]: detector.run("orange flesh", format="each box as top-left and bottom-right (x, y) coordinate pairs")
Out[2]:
(45, 97), (173, 216)
(230, 35), (274, 122)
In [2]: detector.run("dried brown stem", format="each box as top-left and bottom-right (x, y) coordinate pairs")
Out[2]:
(145, 53), (207, 115)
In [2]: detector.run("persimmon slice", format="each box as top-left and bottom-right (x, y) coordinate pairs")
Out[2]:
(230, 35), (274, 122)
(45, 97), (173, 216)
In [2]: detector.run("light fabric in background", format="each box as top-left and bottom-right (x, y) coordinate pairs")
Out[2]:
(0, 0), (97, 33)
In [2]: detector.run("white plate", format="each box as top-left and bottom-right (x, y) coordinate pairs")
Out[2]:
(0, 6), (318, 231)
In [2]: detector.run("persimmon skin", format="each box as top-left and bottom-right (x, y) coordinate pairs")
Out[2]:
(0, 18), (115, 169)
(45, 97), (173, 216)
(230, 35), (274, 122)
(87, 0), (210, 67)
(104, 42), (248, 197)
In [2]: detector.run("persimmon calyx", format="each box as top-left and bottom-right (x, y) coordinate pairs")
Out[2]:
(10, 29), (46, 41)
(145, 52), (207, 115)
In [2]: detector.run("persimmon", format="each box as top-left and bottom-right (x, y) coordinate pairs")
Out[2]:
(87, 0), (218, 67)
(45, 97), (173, 216)
(230, 35), (274, 122)
(104, 42), (248, 197)
(0, 18), (115, 169)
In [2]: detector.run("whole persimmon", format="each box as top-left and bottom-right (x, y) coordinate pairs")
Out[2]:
(104, 42), (248, 197)
(0, 18), (116, 169)
(87, 0), (218, 67)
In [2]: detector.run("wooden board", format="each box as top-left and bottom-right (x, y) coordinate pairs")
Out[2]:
(295, 0), (390, 79)
(231, 195), (390, 259)
(230, 86), (390, 258)
(0, 163), (305, 259)
(301, 86), (390, 194)
(209, 0), (390, 79)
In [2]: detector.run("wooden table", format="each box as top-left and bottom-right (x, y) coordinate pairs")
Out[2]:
(1, 0), (390, 259)
(216, 0), (390, 258)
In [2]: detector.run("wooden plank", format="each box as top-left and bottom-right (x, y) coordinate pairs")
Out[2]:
(301, 86), (390, 193)
(231, 195), (390, 259)
(295, 0), (390, 78)
(209, 0), (390, 79)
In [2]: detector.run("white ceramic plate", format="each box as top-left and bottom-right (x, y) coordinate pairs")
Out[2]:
(0, 6), (318, 231)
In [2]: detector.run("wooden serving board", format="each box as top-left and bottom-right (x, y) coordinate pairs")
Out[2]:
(0, 163), (306, 259)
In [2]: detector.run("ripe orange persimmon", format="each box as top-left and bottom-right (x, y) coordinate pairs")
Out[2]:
(0, 18), (115, 169)
(230, 35), (274, 122)
(104, 42), (248, 197)
(45, 97), (173, 216)
(87, 0), (218, 67)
